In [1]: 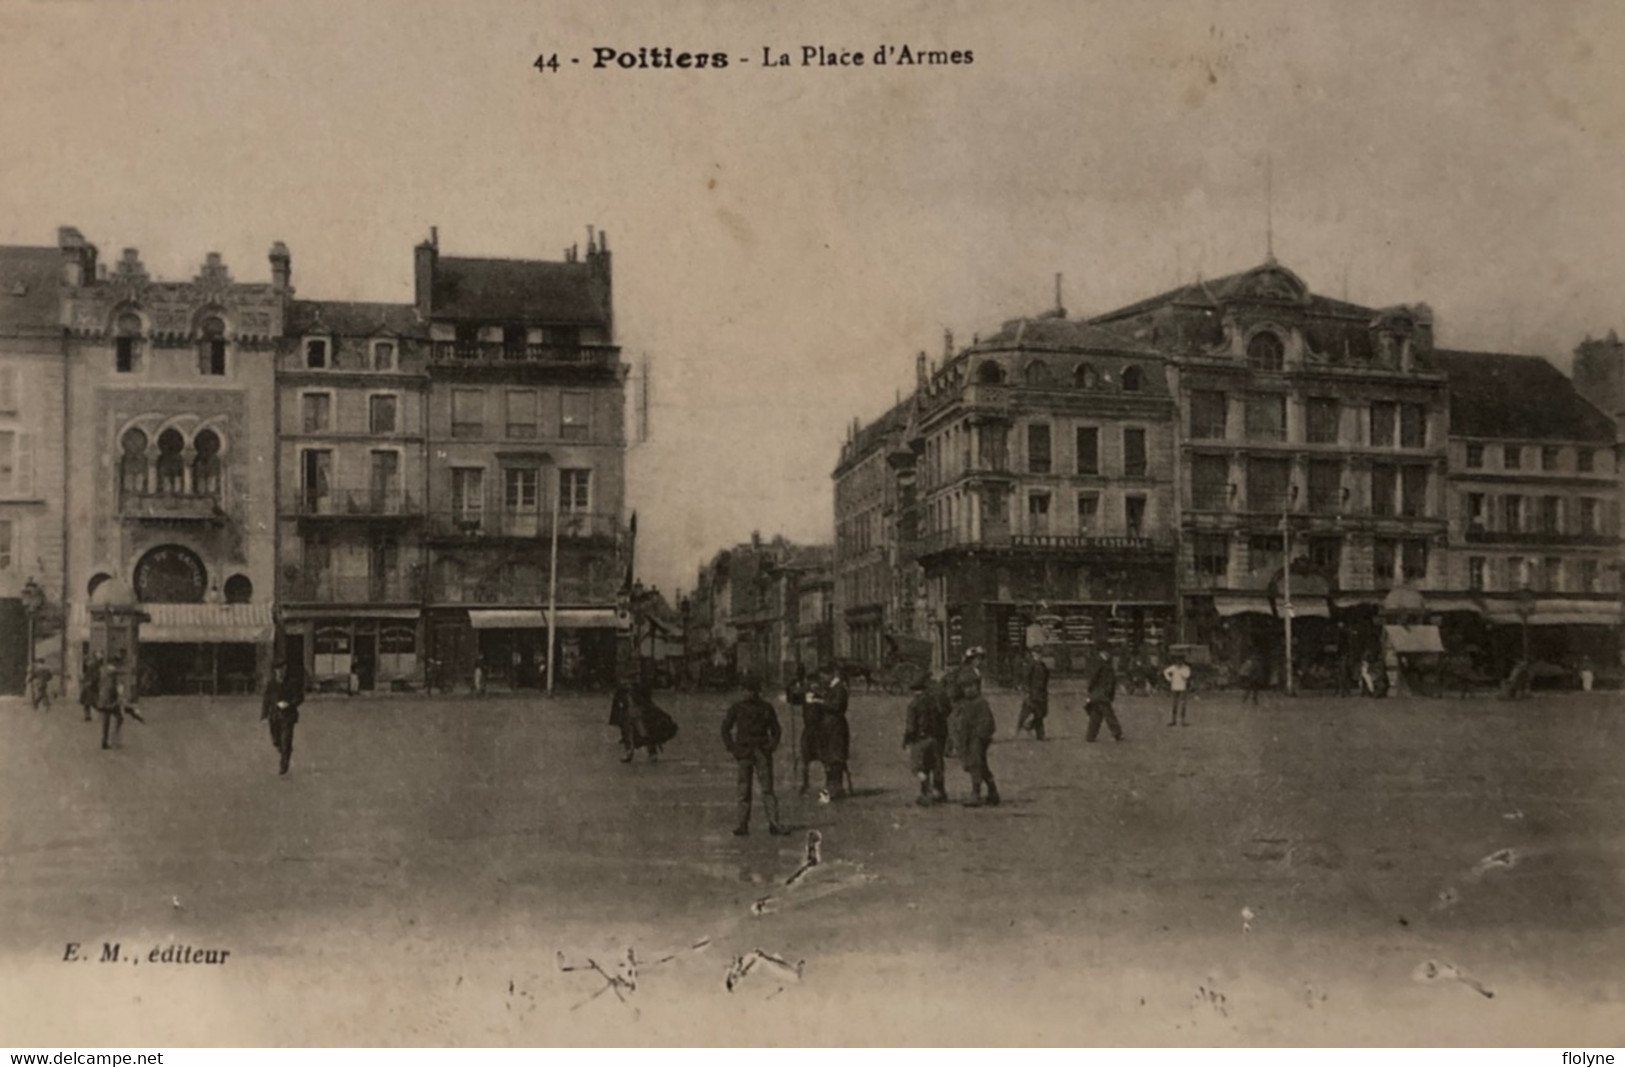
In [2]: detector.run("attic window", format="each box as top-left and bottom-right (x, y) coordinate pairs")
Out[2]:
(975, 360), (1004, 385)
(1247, 332), (1285, 371)
(305, 338), (328, 369)
(1024, 360), (1051, 386)
(1074, 364), (1098, 388)
(372, 340), (396, 371)
(1121, 365), (1143, 392)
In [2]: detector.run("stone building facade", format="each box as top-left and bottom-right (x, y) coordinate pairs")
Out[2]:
(0, 242), (69, 692)
(61, 231), (281, 695)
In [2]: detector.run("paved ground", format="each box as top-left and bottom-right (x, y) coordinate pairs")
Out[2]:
(1, 684), (1623, 1046)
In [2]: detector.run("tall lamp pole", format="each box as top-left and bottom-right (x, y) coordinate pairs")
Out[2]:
(1282, 484), (1299, 697)
(545, 464), (561, 697)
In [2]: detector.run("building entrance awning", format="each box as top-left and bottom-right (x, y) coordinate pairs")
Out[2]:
(466, 608), (622, 630)
(1484, 599), (1622, 626)
(1384, 624), (1444, 654)
(140, 603), (275, 644)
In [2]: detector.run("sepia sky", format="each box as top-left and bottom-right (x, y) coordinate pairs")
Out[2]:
(2, 0), (1622, 593)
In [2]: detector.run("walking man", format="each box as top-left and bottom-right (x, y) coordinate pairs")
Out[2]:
(261, 663), (303, 776)
(1163, 651), (1192, 726)
(79, 650), (101, 723)
(27, 658), (53, 710)
(96, 653), (125, 750)
(1085, 650), (1125, 743)
(721, 674), (788, 836)
(817, 664), (851, 803)
(1016, 647), (1050, 740)
(798, 668), (828, 795)
(902, 673), (951, 805)
(952, 673), (1000, 806)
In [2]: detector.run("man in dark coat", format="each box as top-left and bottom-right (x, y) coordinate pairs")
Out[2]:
(797, 668), (828, 795)
(80, 651), (101, 723)
(902, 674), (951, 805)
(1016, 648), (1050, 740)
(951, 672), (1000, 806)
(261, 663), (304, 776)
(608, 684), (638, 762)
(96, 653), (125, 750)
(1085, 650), (1124, 742)
(721, 673), (788, 836)
(817, 665), (851, 803)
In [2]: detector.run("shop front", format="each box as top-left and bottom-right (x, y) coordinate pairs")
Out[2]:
(135, 602), (275, 695)
(430, 607), (621, 691)
(281, 610), (422, 692)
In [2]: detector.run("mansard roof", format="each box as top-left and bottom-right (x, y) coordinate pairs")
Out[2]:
(288, 300), (425, 338)
(431, 256), (607, 326)
(1437, 349), (1615, 443)
(0, 246), (63, 335)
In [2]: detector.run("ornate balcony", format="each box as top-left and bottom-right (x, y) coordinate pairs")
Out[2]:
(429, 341), (619, 370)
(119, 490), (226, 524)
(293, 486), (422, 520)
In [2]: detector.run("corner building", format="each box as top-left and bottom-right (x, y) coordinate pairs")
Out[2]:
(417, 230), (628, 690)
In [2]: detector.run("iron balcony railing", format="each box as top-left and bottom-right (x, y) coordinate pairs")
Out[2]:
(1464, 527), (1616, 546)
(281, 573), (423, 603)
(293, 486), (422, 518)
(429, 341), (619, 368)
(425, 509), (620, 541)
(119, 490), (226, 522)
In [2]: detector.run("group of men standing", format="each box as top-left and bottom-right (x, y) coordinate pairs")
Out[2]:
(719, 663), (852, 835)
(903, 647), (1000, 807)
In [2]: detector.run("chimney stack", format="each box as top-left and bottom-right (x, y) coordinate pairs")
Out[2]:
(268, 241), (291, 290)
(943, 329), (953, 361)
(414, 227), (439, 316)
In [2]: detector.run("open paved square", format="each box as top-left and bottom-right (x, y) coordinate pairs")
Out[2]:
(2, 685), (1622, 1045)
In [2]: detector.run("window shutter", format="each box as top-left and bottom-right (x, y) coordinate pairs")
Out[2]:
(0, 367), (16, 413)
(15, 432), (32, 496)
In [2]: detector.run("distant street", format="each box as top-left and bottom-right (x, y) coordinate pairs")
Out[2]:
(1, 685), (1622, 1045)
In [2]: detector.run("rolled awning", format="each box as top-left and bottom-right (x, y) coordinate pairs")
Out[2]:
(550, 608), (620, 629)
(141, 603), (275, 644)
(1484, 599), (1622, 626)
(1282, 600), (1330, 619)
(1214, 595), (1272, 617)
(468, 610), (547, 629)
(1384, 624), (1444, 654)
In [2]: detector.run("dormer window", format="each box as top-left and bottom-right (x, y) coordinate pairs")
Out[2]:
(304, 338), (329, 369)
(1247, 332), (1285, 371)
(1074, 363), (1098, 389)
(115, 312), (144, 373)
(197, 316), (227, 376)
(1121, 365), (1143, 392)
(371, 340), (396, 372)
(1024, 360), (1051, 386)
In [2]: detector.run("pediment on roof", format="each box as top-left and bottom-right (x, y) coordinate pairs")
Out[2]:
(1233, 262), (1310, 304)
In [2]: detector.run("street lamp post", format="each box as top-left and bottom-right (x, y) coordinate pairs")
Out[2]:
(1515, 585), (1536, 668)
(1281, 485), (1300, 697)
(544, 464), (561, 697)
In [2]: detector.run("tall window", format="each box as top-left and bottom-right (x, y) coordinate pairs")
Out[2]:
(1372, 539), (1397, 588)
(369, 451), (400, 510)
(1465, 443), (1484, 469)
(1466, 492), (1486, 531)
(1077, 492), (1099, 533)
(1578, 449), (1595, 473)
(371, 341), (396, 372)
(1370, 402), (1397, 448)
(155, 429), (185, 495)
(1468, 556), (1486, 591)
(197, 317), (227, 376)
(119, 429), (149, 496)
(115, 313), (144, 373)
(1026, 423), (1052, 474)
(0, 366), (15, 414)
(1247, 331), (1284, 371)
(1541, 446), (1559, 472)
(1400, 466), (1429, 518)
(301, 393), (331, 433)
(1305, 536), (1340, 578)
(504, 468), (539, 533)
(1246, 457), (1291, 512)
(1073, 363), (1096, 388)
(1244, 394), (1287, 442)
(451, 388), (483, 438)
(451, 467), (485, 526)
(0, 518), (11, 571)
(369, 395), (398, 435)
(1307, 460), (1341, 513)
(1027, 491), (1050, 535)
(505, 389), (539, 438)
(1539, 496), (1561, 534)
(1248, 534), (1284, 575)
(1191, 454), (1229, 510)
(1306, 398), (1340, 444)
(1371, 464), (1397, 517)
(1577, 559), (1599, 593)
(1502, 494), (1524, 533)
(1580, 497), (1600, 534)
(1122, 428), (1147, 477)
(1508, 556), (1528, 589)
(1189, 390), (1226, 439)
(304, 338), (328, 369)
(0, 431), (30, 497)
(1400, 404), (1427, 449)
(1193, 534), (1228, 578)
(192, 429), (221, 498)
(1503, 444), (1522, 471)
(1075, 427), (1099, 474)
(1120, 365), (1143, 392)
(301, 450), (333, 513)
(1124, 495), (1146, 537)
(560, 468), (591, 513)
(1541, 556), (1562, 592)
(1402, 540), (1429, 582)
(560, 391), (591, 439)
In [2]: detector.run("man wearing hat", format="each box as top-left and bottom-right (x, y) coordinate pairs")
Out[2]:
(261, 662), (304, 776)
(1085, 650), (1125, 742)
(902, 672), (951, 805)
(1163, 651), (1193, 726)
(815, 663), (851, 803)
(951, 671), (1000, 806)
(721, 673), (789, 836)
(1016, 646), (1050, 740)
(95, 652), (126, 750)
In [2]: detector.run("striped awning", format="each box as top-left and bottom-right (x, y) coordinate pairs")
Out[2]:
(140, 603), (275, 644)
